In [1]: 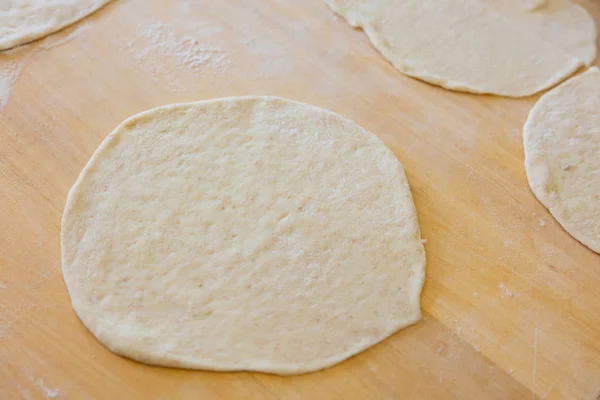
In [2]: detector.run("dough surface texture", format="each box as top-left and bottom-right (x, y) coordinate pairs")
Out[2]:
(524, 67), (600, 253)
(482, 0), (596, 66)
(61, 96), (426, 374)
(325, 0), (596, 97)
(0, 0), (113, 51)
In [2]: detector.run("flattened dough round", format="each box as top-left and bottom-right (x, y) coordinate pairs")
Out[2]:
(524, 67), (600, 253)
(325, 0), (596, 97)
(0, 0), (113, 51)
(61, 96), (426, 374)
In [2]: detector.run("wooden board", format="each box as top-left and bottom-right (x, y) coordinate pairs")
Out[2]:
(1, 0), (600, 398)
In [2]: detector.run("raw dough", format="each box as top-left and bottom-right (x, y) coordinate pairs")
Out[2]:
(524, 67), (600, 253)
(0, 0), (113, 51)
(325, 0), (596, 97)
(61, 96), (426, 374)
(482, 0), (597, 66)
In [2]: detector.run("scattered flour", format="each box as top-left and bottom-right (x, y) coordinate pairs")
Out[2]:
(118, 0), (352, 91)
(36, 379), (60, 399)
(0, 18), (88, 110)
(0, 60), (25, 110)
(498, 283), (514, 298)
(126, 22), (230, 88)
(538, 219), (546, 227)
(0, 281), (6, 289)
(436, 343), (445, 354)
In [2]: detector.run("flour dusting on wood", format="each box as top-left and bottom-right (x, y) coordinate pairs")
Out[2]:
(0, 16), (91, 110)
(498, 283), (514, 298)
(0, 60), (24, 110)
(36, 379), (60, 399)
(124, 21), (230, 91)
(140, 23), (229, 73)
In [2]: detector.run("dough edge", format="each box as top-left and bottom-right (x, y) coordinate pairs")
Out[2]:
(524, 67), (600, 253)
(323, 0), (587, 97)
(0, 0), (115, 51)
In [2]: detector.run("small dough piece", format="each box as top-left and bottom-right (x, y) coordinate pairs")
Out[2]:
(524, 67), (600, 253)
(61, 96), (426, 375)
(324, 0), (594, 97)
(483, 0), (597, 65)
(0, 0), (113, 51)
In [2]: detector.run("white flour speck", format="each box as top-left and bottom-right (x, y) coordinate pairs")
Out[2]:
(538, 219), (546, 227)
(498, 283), (514, 298)
(0, 60), (25, 109)
(36, 379), (60, 399)
(0, 281), (6, 289)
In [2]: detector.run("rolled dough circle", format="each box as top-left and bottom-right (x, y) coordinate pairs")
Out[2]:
(524, 67), (600, 253)
(0, 0), (114, 51)
(61, 96), (426, 374)
(325, 0), (596, 97)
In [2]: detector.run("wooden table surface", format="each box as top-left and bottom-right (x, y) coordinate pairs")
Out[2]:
(1, 0), (600, 398)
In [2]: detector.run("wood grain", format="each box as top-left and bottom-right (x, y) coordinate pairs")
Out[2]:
(1, 0), (599, 398)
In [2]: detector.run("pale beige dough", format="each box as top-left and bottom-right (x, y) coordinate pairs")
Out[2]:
(325, 0), (596, 97)
(0, 0), (113, 51)
(482, 0), (596, 65)
(524, 67), (600, 253)
(61, 96), (426, 375)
